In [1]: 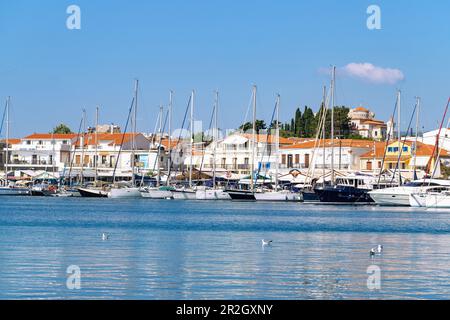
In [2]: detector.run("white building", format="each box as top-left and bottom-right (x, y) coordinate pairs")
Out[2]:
(8, 133), (76, 174)
(422, 128), (450, 152)
(185, 133), (293, 176)
(279, 139), (379, 172)
(349, 106), (387, 140)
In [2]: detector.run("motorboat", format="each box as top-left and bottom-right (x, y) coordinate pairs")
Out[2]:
(314, 174), (386, 204)
(369, 179), (450, 206)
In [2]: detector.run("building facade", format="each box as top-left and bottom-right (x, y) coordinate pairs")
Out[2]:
(349, 106), (387, 140)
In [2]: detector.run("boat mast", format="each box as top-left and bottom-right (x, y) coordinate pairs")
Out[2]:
(132, 79), (138, 187)
(189, 90), (194, 188)
(167, 91), (173, 185)
(95, 106), (99, 182)
(80, 108), (86, 185)
(322, 86), (326, 182)
(330, 66), (336, 186)
(413, 97), (420, 176)
(397, 90), (401, 186)
(157, 105), (163, 187)
(213, 90), (219, 188)
(5, 97), (10, 183)
(275, 94), (280, 190)
(251, 85), (257, 191)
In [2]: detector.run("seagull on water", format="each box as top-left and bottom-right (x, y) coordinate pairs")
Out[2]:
(102, 233), (110, 241)
(262, 239), (273, 246)
(370, 248), (376, 257)
(377, 245), (383, 254)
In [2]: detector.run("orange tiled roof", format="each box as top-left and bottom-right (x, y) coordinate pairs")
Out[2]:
(0, 138), (21, 145)
(361, 119), (387, 126)
(354, 107), (369, 112)
(159, 138), (179, 150)
(360, 140), (449, 159)
(23, 133), (78, 140)
(74, 133), (145, 147)
(280, 139), (381, 150)
(241, 134), (292, 145)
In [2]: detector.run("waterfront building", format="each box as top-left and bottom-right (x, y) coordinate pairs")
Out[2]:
(279, 139), (381, 172)
(7, 134), (76, 174)
(349, 106), (387, 140)
(359, 140), (449, 178)
(184, 133), (293, 176)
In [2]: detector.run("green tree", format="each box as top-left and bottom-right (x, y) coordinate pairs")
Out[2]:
(52, 123), (73, 134)
(239, 120), (267, 133)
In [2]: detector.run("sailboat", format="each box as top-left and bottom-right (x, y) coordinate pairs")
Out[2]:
(314, 67), (376, 203)
(141, 101), (174, 199)
(0, 96), (30, 196)
(195, 91), (231, 200)
(226, 87), (302, 201)
(108, 80), (142, 199)
(171, 90), (197, 200)
(77, 108), (109, 198)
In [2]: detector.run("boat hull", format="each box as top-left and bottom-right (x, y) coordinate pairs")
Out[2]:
(302, 191), (320, 202)
(426, 194), (450, 208)
(254, 191), (303, 202)
(369, 192), (411, 206)
(172, 190), (197, 200)
(409, 193), (427, 207)
(78, 187), (109, 198)
(315, 186), (374, 204)
(108, 187), (142, 198)
(0, 187), (30, 196)
(195, 189), (231, 200)
(141, 189), (174, 199)
(226, 190), (256, 201)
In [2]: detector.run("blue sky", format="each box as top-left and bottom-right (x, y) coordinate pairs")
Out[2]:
(1, 0), (449, 137)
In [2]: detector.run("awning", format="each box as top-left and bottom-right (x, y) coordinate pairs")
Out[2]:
(222, 135), (248, 145)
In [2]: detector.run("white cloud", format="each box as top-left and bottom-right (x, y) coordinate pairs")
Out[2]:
(339, 63), (404, 85)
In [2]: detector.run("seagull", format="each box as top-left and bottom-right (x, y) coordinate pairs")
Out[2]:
(377, 245), (383, 254)
(102, 233), (110, 241)
(370, 248), (376, 257)
(262, 239), (273, 246)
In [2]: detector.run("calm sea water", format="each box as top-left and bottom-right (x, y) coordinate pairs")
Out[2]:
(1, 196), (450, 300)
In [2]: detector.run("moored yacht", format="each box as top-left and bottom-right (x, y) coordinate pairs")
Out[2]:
(369, 179), (450, 206)
(425, 190), (450, 208)
(141, 186), (174, 199)
(195, 187), (231, 200)
(314, 174), (379, 204)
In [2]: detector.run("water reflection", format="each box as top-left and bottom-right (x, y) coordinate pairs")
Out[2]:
(0, 197), (450, 299)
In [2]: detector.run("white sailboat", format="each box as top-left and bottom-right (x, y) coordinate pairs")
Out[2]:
(0, 97), (30, 196)
(109, 80), (142, 199)
(254, 94), (302, 202)
(173, 90), (197, 200)
(141, 100), (174, 199)
(195, 91), (231, 200)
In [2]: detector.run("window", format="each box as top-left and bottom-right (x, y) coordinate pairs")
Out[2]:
(378, 161), (382, 168)
(295, 154), (300, 164)
(281, 154), (286, 165)
(403, 146), (408, 152)
(402, 163), (406, 169)
(388, 147), (393, 152)
(305, 154), (310, 169)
